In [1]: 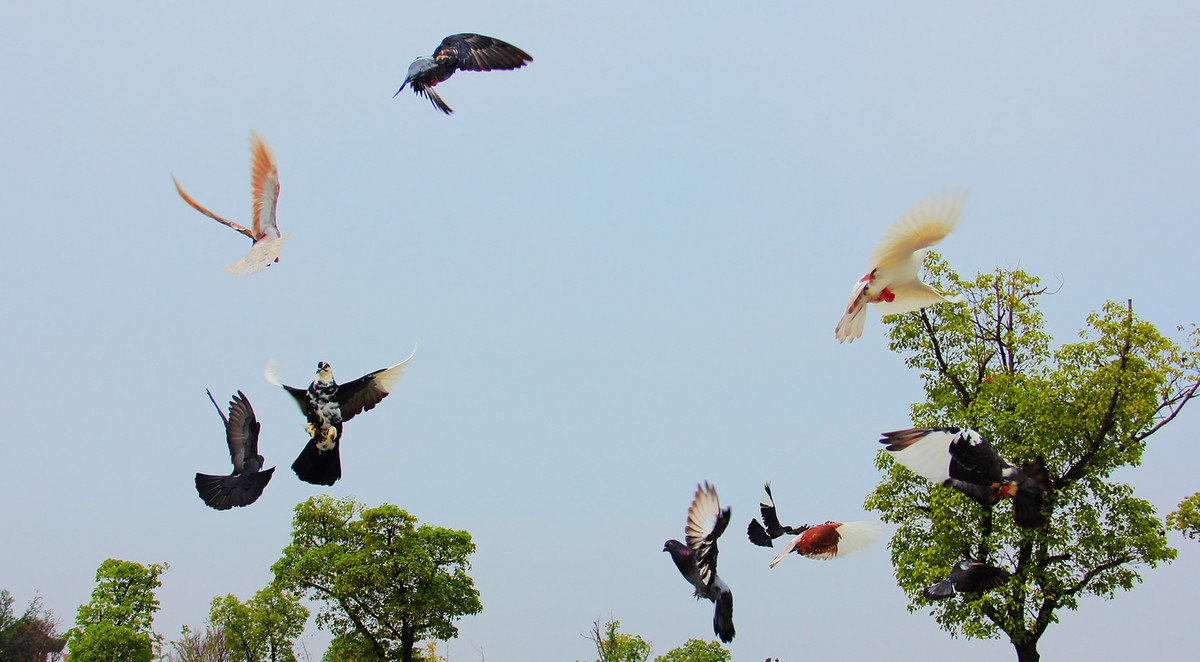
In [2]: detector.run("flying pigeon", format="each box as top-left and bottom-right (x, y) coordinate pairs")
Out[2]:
(172, 130), (288, 275)
(195, 390), (275, 510)
(265, 346), (417, 486)
(767, 520), (881, 568)
(663, 482), (735, 643)
(923, 559), (1011, 600)
(747, 482), (811, 547)
(393, 33), (532, 114)
(835, 188), (968, 343)
(880, 427), (1053, 529)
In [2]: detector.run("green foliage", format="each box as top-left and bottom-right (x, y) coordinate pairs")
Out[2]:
(864, 255), (1198, 657)
(581, 619), (652, 662)
(0, 590), (66, 662)
(67, 621), (153, 662)
(209, 584), (308, 662)
(1167, 492), (1200, 540)
(322, 630), (385, 662)
(67, 559), (167, 662)
(652, 638), (730, 662)
(272, 496), (481, 662)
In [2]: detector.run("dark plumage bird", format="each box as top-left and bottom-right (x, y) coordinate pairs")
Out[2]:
(747, 482), (811, 547)
(663, 482), (735, 643)
(266, 346), (416, 486)
(923, 560), (1011, 600)
(195, 390), (274, 510)
(393, 33), (532, 114)
(880, 427), (1053, 529)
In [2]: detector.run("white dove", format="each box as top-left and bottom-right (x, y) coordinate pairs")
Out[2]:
(835, 189), (968, 343)
(172, 130), (289, 275)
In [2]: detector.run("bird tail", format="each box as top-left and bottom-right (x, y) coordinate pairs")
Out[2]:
(712, 589), (735, 643)
(747, 519), (774, 547)
(194, 468), (274, 510)
(393, 80), (409, 97)
(421, 86), (454, 115)
(223, 234), (290, 276)
(291, 436), (342, 486)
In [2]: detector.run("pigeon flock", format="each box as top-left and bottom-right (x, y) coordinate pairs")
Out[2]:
(172, 32), (1052, 650)
(663, 191), (1054, 643)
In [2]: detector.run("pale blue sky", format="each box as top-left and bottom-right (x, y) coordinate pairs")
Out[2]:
(2, 1), (1198, 660)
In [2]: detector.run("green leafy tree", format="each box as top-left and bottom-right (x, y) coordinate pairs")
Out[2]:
(272, 496), (481, 662)
(580, 619), (652, 662)
(652, 638), (729, 662)
(209, 584), (308, 662)
(864, 256), (1200, 662)
(67, 559), (167, 662)
(1166, 492), (1200, 540)
(0, 589), (66, 662)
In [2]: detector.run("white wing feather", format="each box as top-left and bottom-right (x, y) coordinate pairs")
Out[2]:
(868, 188), (968, 269)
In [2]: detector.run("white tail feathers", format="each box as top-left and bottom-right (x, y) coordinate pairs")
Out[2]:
(223, 235), (290, 275)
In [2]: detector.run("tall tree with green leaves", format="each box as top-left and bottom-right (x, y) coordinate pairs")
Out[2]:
(651, 638), (730, 662)
(209, 584), (308, 662)
(864, 256), (1200, 662)
(1166, 492), (1200, 540)
(272, 496), (481, 662)
(67, 559), (168, 662)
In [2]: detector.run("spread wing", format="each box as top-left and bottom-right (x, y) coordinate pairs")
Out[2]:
(867, 188), (967, 269)
(207, 390), (261, 474)
(172, 175), (255, 240)
(265, 360), (315, 418)
(335, 344), (418, 422)
(438, 34), (532, 72)
(871, 279), (960, 317)
(248, 131), (280, 239)
(685, 482), (730, 589)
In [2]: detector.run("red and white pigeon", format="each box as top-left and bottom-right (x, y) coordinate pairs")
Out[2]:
(172, 130), (288, 275)
(880, 427), (1053, 529)
(923, 559), (1011, 600)
(663, 482), (735, 643)
(835, 188), (968, 343)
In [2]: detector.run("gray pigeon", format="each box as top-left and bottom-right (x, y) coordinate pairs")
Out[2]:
(663, 482), (735, 643)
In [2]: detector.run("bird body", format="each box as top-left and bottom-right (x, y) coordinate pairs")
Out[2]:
(924, 560), (1011, 600)
(195, 390), (274, 510)
(767, 520), (881, 567)
(394, 33), (532, 114)
(836, 189), (968, 343)
(173, 131), (288, 275)
(880, 427), (1053, 528)
(266, 346), (416, 486)
(664, 482), (735, 643)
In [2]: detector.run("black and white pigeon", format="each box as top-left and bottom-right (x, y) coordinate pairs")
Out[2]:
(265, 346), (416, 486)
(393, 34), (532, 114)
(663, 482), (735, 643)
(880, 427), (1053, 529)
(923, 560), (1011, 600)
(195, 390), (274, 510)
(747, 482), (811, 547)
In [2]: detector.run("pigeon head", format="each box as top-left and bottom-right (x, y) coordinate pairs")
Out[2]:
(663, 539), (689, 558)
(315, 362), (333, 382)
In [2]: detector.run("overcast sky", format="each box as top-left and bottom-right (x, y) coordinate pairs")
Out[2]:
(2, 1), (1198, 660)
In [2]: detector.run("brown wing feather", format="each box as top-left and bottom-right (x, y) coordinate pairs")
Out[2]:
(248, 131), (280, 239)
(172, 175), (255, 240)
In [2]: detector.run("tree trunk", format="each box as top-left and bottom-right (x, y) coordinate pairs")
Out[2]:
(1013, 639), (1040, 662)
(401, 622), (415, 662)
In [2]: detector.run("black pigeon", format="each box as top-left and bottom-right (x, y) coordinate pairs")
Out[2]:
(747, 481), (811, 547)
(393, 33), (532, 114)
(663, 482), (735, 643)
(266, 347), (416, 486)
(195, 390), (274, 510)
(923, 560), (1011, 600)
(881, 427), (1053, 529)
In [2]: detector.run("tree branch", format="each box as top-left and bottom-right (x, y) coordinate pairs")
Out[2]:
(919, 309), (972, 408)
